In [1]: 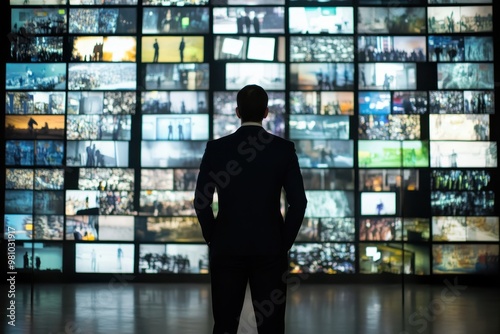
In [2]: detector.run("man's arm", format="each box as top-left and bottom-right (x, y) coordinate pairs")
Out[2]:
(193, 142), (216, 244)
(282, 142), (308, 251)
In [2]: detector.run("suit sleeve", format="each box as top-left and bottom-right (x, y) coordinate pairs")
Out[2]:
(193, 141), (216, 244)
(282, 142), (308, 251)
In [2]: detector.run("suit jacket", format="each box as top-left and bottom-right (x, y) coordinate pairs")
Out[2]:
(194, 125), (307, 256)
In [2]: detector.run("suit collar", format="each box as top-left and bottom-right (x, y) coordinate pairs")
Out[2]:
(240, 122), (263, 127)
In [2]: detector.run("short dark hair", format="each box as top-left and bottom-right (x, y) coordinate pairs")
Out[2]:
(236, 84), (268, 122)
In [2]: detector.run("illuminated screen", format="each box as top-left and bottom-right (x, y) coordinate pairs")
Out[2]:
(358, 92), (391, 114)
(141, 91), (208, 114)
(358, 114), (421, 140)
(359, 169), (420, 192)
(290, 36), (354, 63)
(361, 192), (397, 216)
(304, 191), (355, 217)
(302, 168), (355, 191)
(427, 6), (493, 34)
(213, 7), (285, 34)
(247, 37), (275, 61)
(358, 140), (429, 168)
(225, 63), (286, 90)
(432, 217), (499, 242)
(139, 244), (209, 274)
(15, 242), (63, 273)
(289, 115), (349, 140)
(136, 217), (204, 242)
(432, 244), (499, 274)
(71, 36), (137, 62)
(392, 91), (428, 114)
(430, 141), (497, 168)
(288, 7), (354, 34)
(4, 214), (64, 240)
(359, 243), (430, 275)
(296, 140), (354, 168)
(290, 91), (355, 115)
(143, 63), (209, 90)
(66, 215), (135, 241)
(358, 36), (426, 62)
(296, 217), (356, 242)
(6, 63), (67, 91)
(357, 7), (426, 34)
(142, 36), (204, 63)
(68, 8), (137, 34)
(359, 218), (402, 241)
(437, 63), (494, 89)
(290, 63), (355, 90)
(358, 63), (417, 90)
(142, 114), (209, 140)
(142, 7), (209, 34)
(68, 63), (137, 90)
(289, 243), (356, 274)
(75, 243), (135, 273)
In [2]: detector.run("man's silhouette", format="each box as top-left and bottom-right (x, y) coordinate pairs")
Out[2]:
(179, 37), (185, 63)
(153, 38), (159, 62)
(168, 123), (174, 140)
(24, 251), (29, 268)
(28, 117), (38, 137)
(178, 123), (184, 140)
(194, 84), (307, 334)
(434, 45), (443, 61)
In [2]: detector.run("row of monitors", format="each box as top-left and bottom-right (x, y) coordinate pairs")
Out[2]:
(4, 139), (497, 168)
(8, 1), (496, 6)
(11, 241), (500, 275)
(4, 113), (495, 141)
(5, 214), (499, 242)
(4, 62), (496, 91)
(5, 90), (495, 115)
(4, 168), (495, 192)
(7, 34), (495, 64)
(3, 189), (497, 216)
(9, 6), (494, 35)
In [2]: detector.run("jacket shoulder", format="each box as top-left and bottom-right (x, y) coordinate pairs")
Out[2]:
(207, 132), (237, 146)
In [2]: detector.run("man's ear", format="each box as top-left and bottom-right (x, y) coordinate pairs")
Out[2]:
(263, 107), (269, 119)
(236, 107), (241, 119)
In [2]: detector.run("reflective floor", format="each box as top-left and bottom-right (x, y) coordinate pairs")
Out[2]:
(2, 282), (499, 334)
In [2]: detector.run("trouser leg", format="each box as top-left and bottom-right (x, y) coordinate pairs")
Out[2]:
(248, 253), (289, 334)
(210, 253), (249, 334)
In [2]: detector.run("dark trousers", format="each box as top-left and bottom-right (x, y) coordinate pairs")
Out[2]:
(209, 251), (289, 334)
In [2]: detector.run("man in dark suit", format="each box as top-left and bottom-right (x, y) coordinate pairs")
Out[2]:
(194, 84), (307, 334)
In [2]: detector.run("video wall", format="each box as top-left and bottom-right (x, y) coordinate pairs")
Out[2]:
(3, 0), (499, 279)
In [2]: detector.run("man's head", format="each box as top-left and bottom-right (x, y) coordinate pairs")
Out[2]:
(236, 84), (269, 123)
